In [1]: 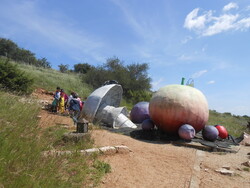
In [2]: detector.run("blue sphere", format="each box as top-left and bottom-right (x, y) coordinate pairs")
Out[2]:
(202, 125), (219, 141)
(178, 124), (196, 140)
(130, 102), (150, 123)
(142, 119), (155, 130)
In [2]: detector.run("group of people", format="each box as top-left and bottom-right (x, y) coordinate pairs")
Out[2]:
(51, 87), (84, 117)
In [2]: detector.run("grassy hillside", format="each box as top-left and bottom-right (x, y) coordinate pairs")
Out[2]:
(18, 62), (93, 99)
(0, 91), (111, 187)
(0, 60), (111, 187)
(208, 110), (249, 137)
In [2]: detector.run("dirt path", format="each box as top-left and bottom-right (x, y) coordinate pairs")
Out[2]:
(91, 129), (250, 188)
(35, 89), (250, 188)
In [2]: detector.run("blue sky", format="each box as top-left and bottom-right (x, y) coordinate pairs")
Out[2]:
(1, 0), (250, 116)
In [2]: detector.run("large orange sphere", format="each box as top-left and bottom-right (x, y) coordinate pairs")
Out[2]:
(149, 85), (209, 134)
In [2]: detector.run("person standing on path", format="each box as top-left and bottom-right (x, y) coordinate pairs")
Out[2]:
(52, 86), (61, 112)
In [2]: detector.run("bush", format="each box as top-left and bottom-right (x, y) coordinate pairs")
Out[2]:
(126, 89), (152, 104)
(0, 59), (33, 94)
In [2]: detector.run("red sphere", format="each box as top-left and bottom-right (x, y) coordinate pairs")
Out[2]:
(215, 125), (228, 139)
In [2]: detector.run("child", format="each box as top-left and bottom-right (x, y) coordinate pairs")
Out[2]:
(58, 92), (65, 114)
(60, 89), (68, 110)
(68, 93), (81, 122)
(51, 87), (60, 112)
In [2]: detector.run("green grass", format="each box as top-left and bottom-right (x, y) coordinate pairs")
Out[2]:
(41, 126), (94, 151)
(17, 62), (92, 99)
(208, 110), (250, 137)
(0, 91), (110, 187)
(242, 167), (250, 172)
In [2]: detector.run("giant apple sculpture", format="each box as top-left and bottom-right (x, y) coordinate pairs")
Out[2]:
(149, 84), (209, 135)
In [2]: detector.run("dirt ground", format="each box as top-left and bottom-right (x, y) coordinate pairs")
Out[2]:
(34, 89), (250, 188)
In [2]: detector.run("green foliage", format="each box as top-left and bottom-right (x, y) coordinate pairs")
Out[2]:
(0, 59), (33, 94)
(208, 110), (250, 137)
(0, 38), (18, 58)
(17, 62), (92, 98)
(126, 90), (152, 104)
(0, 38), (51, 68)
(42, 126), (94, 151)
(74, 63), (93, 74)
(85, 57), (152, 103)
(93, 160), (111, 174)
(242, 167), (250, 172)
(58, 64), (69, 73)
(37, 57), (51, 68)
(0, 91), (109, 187)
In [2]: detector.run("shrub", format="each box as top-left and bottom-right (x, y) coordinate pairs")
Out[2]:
(0, 59), (33, 94)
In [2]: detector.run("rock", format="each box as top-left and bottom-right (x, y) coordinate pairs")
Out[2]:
(85, 148), (100, 155)
(62, 132), (88, 143)
(215, 168), (234, 176)
(115, 145), (131, 154)
(42, 145), (131, 157)
(39, 100), (49, 104)
(222, 165), (231, 170)
(240, 132), (250, 146)
(58, 151), (72, 156)
(79, 150), (87, 155)
(37, 115), (42, 119)
(242, 161), (250, 167)
(99, 146), (117, 155)
(43, 150), (56, 157)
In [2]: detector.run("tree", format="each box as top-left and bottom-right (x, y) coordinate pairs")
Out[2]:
(37, 57), (51, 68)
(58, 64), (69, 73)
(0, 38), (52, 68)
(74, 63), (93, 74)
(127, 63), (151, 91)
(12, 48), (37, 65)
(0, 38), (18, 58)
(84, 57), (152, 103)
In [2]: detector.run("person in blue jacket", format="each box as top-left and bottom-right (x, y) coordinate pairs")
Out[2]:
(51, 86), (61, 112)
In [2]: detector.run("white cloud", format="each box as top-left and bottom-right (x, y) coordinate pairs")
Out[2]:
(236, 17), (250, 30)
(184, 8), (212, 31)
(184, 3), (250, 36)
(181, 36), (193, 44)
(202, 14), (239, 36)
(191, 70), (207, 78)
(223, 2), (239, 12)
(207, 80), (215, 84)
